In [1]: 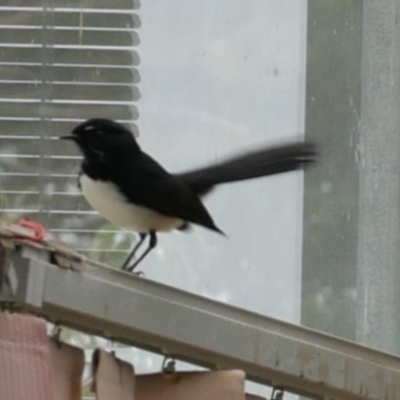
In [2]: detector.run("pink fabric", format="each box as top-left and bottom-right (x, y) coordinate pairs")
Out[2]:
(49, 339), (85, 400)
(92, 349), (135, 400)
(135, 370), (245, 400)
(0, 313), (53, 400)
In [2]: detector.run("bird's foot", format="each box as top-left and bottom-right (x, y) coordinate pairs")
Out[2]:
(121, 264), (145, 277)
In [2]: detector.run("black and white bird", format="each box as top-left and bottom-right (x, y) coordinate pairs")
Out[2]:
(62, 118), (317, 271)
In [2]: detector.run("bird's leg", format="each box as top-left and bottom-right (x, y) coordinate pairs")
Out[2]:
(121, 232), (147, 270)
(127, 230), (157, 272)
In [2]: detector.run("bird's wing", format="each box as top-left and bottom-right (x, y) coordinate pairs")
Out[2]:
(114, 152), (223, 234)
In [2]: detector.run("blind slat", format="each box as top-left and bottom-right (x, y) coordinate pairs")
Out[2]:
(0, 120), (138, 138)
(0, 0), (140, 9)
(0, 208), (97, 215)
(0, 175), (77, 191)
(0, 157), (82, 174)
(0, 103), (138, 119)
(0, 82), (140, 102)
(0, 193), (93, 212)
(0, 11), (140, 29)
(0, 65), (139, 84)
(0, 47), (139, 66)
(0, 28), (139, 47)
(0, 192), (94, 214)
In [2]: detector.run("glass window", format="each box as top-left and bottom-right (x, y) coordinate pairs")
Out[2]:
(1, 1), (399, 399)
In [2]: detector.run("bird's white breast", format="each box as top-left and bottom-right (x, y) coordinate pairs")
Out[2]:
(80, 174), (183, 232)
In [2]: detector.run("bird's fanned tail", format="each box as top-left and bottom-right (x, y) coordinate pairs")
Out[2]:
(175, 142), (317, 196)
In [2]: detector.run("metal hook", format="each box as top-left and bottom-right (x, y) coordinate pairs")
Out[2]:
(108, 337), (117, 354)
(271, 387), (284, 400)
(162, 355), (176, 374)
(52, 323), (63, 348)
(162, 355), (181, 383)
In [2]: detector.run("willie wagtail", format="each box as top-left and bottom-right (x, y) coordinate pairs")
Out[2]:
(61, 118), (317, 271)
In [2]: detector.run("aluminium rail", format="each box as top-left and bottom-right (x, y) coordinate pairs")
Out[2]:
(0, 243), (400, 400)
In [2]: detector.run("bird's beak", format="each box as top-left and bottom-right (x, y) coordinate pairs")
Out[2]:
(59, 135), (76, 141)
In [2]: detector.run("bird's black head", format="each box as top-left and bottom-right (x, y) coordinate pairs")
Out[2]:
(61, 118), (140, 162)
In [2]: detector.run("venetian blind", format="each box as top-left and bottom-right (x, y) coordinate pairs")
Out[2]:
(0, 0), (140, 264)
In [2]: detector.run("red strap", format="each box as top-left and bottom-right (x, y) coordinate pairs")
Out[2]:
(17, 218), (46, 242)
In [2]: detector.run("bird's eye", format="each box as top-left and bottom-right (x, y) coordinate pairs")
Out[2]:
(83, 125), (95, 131)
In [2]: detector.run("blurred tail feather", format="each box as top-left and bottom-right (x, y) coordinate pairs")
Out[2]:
(176, 142), (317, 196)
